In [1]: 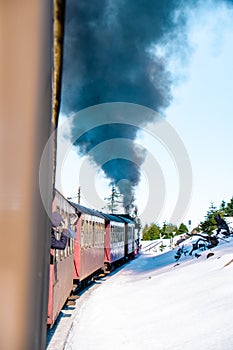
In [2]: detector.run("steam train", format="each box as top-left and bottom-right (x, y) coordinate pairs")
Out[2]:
(48, 189), (139, 327)
(2, 2), (141, 348)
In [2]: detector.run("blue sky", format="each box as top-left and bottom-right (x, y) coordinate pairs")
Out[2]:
(165, 2), (233, 227)
(56, 1), (233, 229)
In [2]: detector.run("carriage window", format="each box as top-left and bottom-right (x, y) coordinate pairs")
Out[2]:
(111, 225), (114, 243)
(81, 219), (84, 249)
(98, 223), (101, 247)
(89, 220), (92, 248)
(85, 220), (88, 248)
(102, 224), (105, 246)
(95, 222), (99, 247)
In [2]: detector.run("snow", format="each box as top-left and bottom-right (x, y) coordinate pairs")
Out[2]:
(47, 236), (233, 350)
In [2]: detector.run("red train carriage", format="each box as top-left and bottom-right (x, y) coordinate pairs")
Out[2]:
(70, 202), (105, 284)
(101, 213), (125, 271)
(47, 190), (77, 327)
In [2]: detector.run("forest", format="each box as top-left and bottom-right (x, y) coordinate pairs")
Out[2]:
(142, 197), (233, 240)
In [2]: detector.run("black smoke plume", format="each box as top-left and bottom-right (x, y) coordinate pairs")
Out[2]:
(60, 0), (232, 210)
(60, 0), (191, 210)
(61, 0), (187, 113)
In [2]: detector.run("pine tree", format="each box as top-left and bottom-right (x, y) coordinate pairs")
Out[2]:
(161, 222), (177, 239)
(219, 200), (227, 214)
(177, 223), (188, 235)
(142, 224), (149, 240)
(104, 186), (122, 213)
(199, 201), (217, 234)
(225, 197), (233, 217)
(142, 223), (160, 240)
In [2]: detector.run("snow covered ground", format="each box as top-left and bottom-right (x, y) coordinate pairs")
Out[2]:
(47, 235), (233, 350)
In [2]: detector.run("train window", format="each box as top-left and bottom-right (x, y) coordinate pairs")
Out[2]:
(121, 226), (124, 242)
(83, 220), (86, 248)
(111, 224), (115, 243)
(62, 212), (68, 258)
(89, 221), (92, 248)
(99, 224), (101, 245)
(100, 223), (102, 246)
(55, 249), (60, 262)
(95, 222), (98, 247)
(100, 223), (103, 246)
(100, 224), (102, 246)
(92, 222), (94, 246)
(99, 223), (101, 246)
(94, 222), (97, 247)
(52, 196), (77, 263)
(88, 221), (90, 248)
(99, 224), (103, 247)
(54, 229), (62, 262)
(114, 226), (117, 243)
(61, 209), (65, 222)
(85, 220), (88, 248)
(53, 227), (75, 263)
(87, 221), (89, 247)
(81, 219), (84, 249)
(91, 221), (94, 248)
(68, 213), (75, 253)
(111, 228), (114, 243)
(101, 224), (104, 246)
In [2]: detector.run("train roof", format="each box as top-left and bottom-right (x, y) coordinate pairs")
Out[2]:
(69, 201), (105, 219)
(118, 216), (135, 224)
(64, 193), (136, 224)
(100, 212), (125, 223)
(111, 213), (135, 224)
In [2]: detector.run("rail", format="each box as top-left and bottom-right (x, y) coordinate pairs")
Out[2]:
(142, 240), (163, 252)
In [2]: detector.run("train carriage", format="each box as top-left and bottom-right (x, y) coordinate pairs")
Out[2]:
(102, 213), (125, 270)
(47, 191), (139, 327)
(47, 190), (77, 327)
(70, 202), (105, 283)
(118, 216), (136, 259)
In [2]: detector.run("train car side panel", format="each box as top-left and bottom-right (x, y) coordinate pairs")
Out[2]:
(79, 213), (105, 280)
(71, 203), (105, 282)
(127, 223), (135, 256)
(80, 247), (104, 280)
(104, 221), (111, 264)
(103, 214), (125, 265)
(48, 190), (77, 327)
(73, 215), (81, 280)
(47, 265), (55, 325)
(47, 255), (74, 327)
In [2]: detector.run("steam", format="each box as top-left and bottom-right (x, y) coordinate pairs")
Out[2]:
(61, 0), (186, 113)
(60, 0), (190, 211)
(60, 0), (232, 211)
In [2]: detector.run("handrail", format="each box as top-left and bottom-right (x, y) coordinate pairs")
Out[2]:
(143, 240), (163, 252)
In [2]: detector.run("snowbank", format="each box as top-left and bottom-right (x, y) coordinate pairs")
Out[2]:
(48, 237), (233, 350)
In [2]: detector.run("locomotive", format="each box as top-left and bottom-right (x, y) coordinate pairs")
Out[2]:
(48, 189), (139, 327)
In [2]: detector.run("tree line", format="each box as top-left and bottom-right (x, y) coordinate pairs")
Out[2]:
(142, 196), (233, 240)
(142, 222), (188, 240)
(198, 197), (233, 234)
